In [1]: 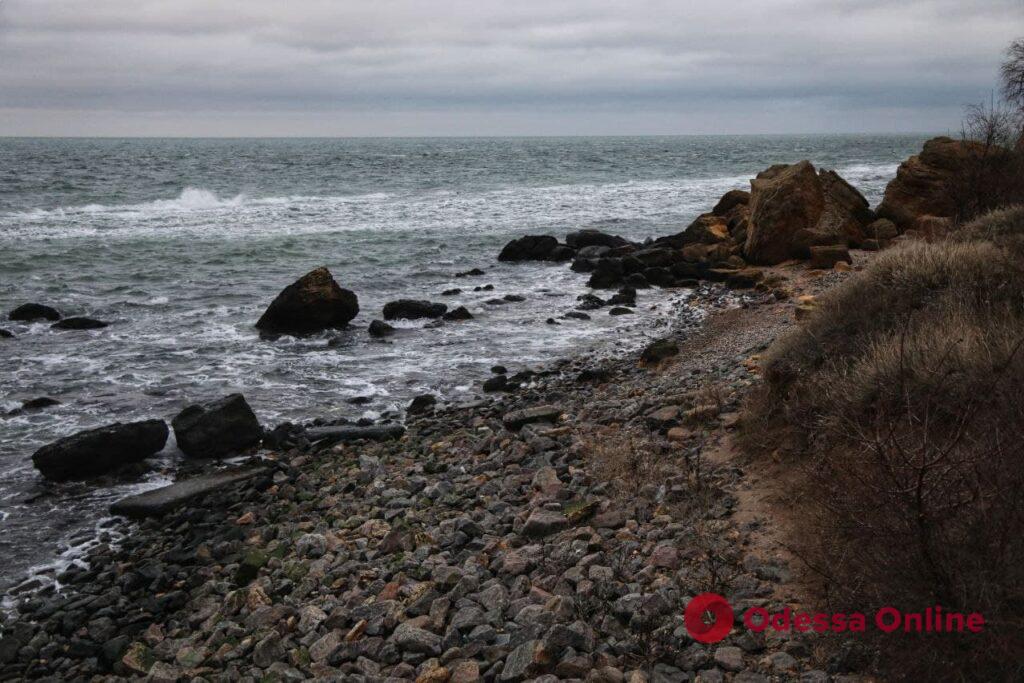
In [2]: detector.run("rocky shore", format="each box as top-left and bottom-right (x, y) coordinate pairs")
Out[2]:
(0, 256), (873, 682)
(1, 137), (972, 681)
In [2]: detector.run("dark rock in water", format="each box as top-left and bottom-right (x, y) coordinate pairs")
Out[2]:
(563, 311), (591, 320)
(491, 365), (507, 374)
(474, 284), (495, 291)
(503, 405), (562, 430)
(455, 268), (485, 277)
(624, 272), (650, 288)
(546, 318), (559, 325)
(32, 420), (168, 481)
(576, 293), (606, 310)
(587, 270), (622, 289)
(347, 395), (373, 405)
(644, 267), (674, 287)
(256, 267), (359, 336)
(408, 394), (437, 415)
(640, 338), (680, 365)
(442, 306), (473, 321)
(498, 235), (558, 262)
(305, 424), (405, 443)
(484, 298), (508, 306)
(609, 307), (634, 316)
(262, 422), (303, 450)
(576, 245), (612, 259)
(368, 319), (396, 338)
(9, 303), (61, 322)
(23, 397), (61, 411)
(565, 229), (629, 249)
(441, 288), (463, 296)
(608, 286), (636, 306)
(382, 299), (447, 320)
(172, 394), (262, 459)
(570, 258), (597, 273)
(483, 375), (509, 393)
(0, 328), (13, 338)
(503, 294), (525, 302)
(548, 245), (575, 262)
(110, 466), (269, 518)
(52, 317), (109, 330)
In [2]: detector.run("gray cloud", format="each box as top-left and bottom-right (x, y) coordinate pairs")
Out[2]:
(0, 0), (1019, 135)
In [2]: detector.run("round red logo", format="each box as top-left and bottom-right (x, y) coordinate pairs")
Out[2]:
(685, 592), (735, 643)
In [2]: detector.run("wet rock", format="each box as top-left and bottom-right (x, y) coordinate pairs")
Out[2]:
(456, 268), (486, 277)
(408, 394), (438, 415)
(443, 306), (474, 321)
(566, 229), (630, 250)
(609, 307), (634, 315)
(9, 303), (61, 322)
(383, 299), (448, 320)
(171, 393), (262, 459)
(52, 316), (109, 330)
(443, 288), (463, 295)
(32, 419), (168, 481)
(503, 405), (561, 430)
(0, 328), (12, 338)
(368, 319), (396, 338)
(256, 267), (359, 336)
(498, 235), (559, 262)
(483, 375), (509, 392)
(22, 397), (61, 411)
(110, 465), (269, 518)
(640, 339), (679, 365)
(576, 294), (607, 311)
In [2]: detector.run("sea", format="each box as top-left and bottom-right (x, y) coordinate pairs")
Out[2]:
(0, 134), (928, 592)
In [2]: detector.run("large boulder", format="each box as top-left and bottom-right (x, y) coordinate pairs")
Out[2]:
(745, 161), (825, 265)
(382, 300), (447, 320)
(876, 136), (985, 229)
(171, 394), (262, 459)
(256, 267), (359, 336)
(32, 420), (168, 481)
(9, 303), (61, 322)
(498, 235), (559, 262)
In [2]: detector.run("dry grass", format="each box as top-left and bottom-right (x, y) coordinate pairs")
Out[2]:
(740, 210), (1024, 681)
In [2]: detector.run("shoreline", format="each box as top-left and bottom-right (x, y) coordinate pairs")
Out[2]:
(0, 259), (865, 680)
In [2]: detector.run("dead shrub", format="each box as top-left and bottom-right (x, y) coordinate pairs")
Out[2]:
(741, 219), (1024, 681)
(948, 101), (1024, 223)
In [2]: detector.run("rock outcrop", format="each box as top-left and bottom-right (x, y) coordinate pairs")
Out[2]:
(744, 161), (871, 265)
(745, 161), (826, 265)
(31, 420), (168, 481)
(256, 267), (359, 336)
(171, 394), (262, 459)
(876, 136), (984, 229)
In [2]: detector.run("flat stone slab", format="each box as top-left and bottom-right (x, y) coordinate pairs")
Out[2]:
(305, 424), (406, 442)
(502, 405), (562, 431)
(110, 466), (269, 518)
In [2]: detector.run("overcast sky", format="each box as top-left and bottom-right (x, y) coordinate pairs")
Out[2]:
(0, 0), (1020, 137)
